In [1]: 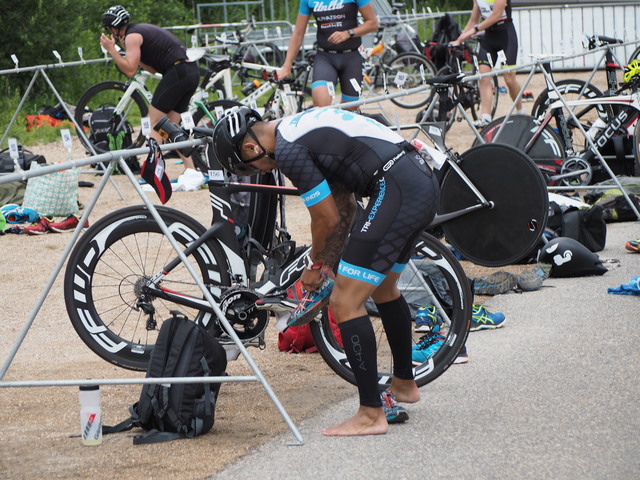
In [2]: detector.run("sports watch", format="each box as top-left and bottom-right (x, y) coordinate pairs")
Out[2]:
(348, 29), (355, 38)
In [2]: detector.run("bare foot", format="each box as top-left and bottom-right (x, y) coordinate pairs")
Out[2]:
(389, 378), (421, 404)
(321, 406), (388, 436)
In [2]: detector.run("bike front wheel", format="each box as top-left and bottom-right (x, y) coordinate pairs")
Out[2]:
(385, 52), (437, 109)
(75, 81), (149, 155)
(310, 233), (472, 389)
(64, 206), (231, 370)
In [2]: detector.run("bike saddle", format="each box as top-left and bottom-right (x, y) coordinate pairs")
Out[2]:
(424, 72), (465, 87)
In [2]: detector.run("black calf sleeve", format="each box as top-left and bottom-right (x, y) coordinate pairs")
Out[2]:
(375, 296), (414, 380)
(338, 316), (382, 408)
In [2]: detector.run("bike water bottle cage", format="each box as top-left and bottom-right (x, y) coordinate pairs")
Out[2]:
(102, 5), (130, 28)
(212, 107), (265, 175)
(624, 60), (640, 84)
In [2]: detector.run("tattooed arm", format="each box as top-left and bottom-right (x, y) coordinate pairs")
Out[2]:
(301, 184), (356, 290)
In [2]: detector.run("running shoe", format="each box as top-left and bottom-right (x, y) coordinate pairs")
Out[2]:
(473, 118), (491, 128)
(625, 239), (640, 252)
(380, 390), (409, 424)
(49, 215), (90, 233)
(414, 305), (442, 333)
(23, 216), (52, 235)
(472, 271), (517, 296)
(515, 265), (547, 291)
(470, 304), (506, 331)
(412, 332), (446, 363)
(287, 276), (334, 327)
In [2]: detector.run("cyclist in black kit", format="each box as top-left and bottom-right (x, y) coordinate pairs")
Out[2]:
(100, 5), (203, 180)
(277, 0), (378, 108)
(452, 0), (524, 126)
(212, 106), (440, 436)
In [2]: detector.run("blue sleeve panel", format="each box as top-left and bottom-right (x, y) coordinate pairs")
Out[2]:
(301, 179), (332, 207)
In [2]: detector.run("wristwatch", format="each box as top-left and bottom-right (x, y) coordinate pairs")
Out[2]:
(304, 255), (324, 271)
(473, 24), (480, 33)
(348, 29), (356, 38)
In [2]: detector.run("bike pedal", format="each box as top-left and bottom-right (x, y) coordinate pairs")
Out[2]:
(255, 296), (299, 314)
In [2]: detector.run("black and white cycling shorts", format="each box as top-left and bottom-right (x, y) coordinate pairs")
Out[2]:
(338, 152), (440, 286)
(312, 50), (364, 102)
(477, 22), (519, 68)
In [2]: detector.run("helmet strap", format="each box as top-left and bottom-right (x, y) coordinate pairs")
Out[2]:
(244, 126), (275, 163)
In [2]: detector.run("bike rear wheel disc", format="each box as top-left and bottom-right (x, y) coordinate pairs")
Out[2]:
(310, 233), (472, 389)
(64, 206), (231, 370)
(440, 143), (549, 266)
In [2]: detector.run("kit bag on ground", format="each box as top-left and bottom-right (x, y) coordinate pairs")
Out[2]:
(547, 202), (607, 252)
(104, 311), (227, 445)
(0, 145), (46, 173)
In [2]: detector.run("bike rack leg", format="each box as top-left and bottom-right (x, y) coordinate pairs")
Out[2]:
(0, 159), (117, 380)
(115, 159), (305, 445)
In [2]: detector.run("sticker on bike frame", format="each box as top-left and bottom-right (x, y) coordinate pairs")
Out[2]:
(181, 112), (195, 130)
(394, 71), (408, 88)
(141, 117), (151, 137)
(209, 169), (225, 181)
(60, 129), (73, 149)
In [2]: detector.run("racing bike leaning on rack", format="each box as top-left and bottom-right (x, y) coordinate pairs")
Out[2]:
(63, 104), (548, 388)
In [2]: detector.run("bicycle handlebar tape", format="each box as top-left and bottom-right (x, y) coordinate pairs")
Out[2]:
(141, 137), (172, 205)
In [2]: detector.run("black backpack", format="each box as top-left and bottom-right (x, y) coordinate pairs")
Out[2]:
(89, 104), (133, 152)
(105, 311), (227, 444)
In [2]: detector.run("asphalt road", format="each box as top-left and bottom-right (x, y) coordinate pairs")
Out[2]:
(210, 220), (640, 480)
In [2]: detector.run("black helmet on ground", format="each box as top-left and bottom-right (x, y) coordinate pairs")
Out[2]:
(102, 5), (130, 29)
(211, 107), (264, 176)
(537, 237), (607, 278)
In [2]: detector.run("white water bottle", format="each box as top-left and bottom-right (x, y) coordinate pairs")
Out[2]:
(79, 385), (103, 445)
(586, 118), (606, 141)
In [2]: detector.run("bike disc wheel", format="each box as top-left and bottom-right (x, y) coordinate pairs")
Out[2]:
(440, 143), (549, 266)
(387, 52), (437, 109)
(64, 206), (231, 370)
(476, 115), (567, 183)
(310, 233), (472, 389)
(75, 81), (149, 154)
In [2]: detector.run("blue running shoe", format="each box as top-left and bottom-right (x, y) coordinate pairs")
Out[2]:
(287, 276), (334, 327)
(380, 390), (408, 424)
(415, 305), (441, 333)
(470, 304), (506, 331)
(412, 332), (446, 363)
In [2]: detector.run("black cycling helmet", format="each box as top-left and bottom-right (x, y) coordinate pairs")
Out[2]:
(537, 237), (607, 278)
(212, 107), (265, 176)
(101, 5), (130, 29)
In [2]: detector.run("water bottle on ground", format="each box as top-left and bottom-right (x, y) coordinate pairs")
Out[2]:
(79, 384), (102, 445)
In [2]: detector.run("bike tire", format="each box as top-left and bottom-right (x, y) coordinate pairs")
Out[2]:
(530, 79), (613, 153)
(310, 232), (472, 389)
(440, 143), (549, 267)
(75, 81), (149, 154)
(190, 99), (243, 172)
(385, 52), (437, 109)
(475, 114), (567, 183)
(64, 205), (231, 371)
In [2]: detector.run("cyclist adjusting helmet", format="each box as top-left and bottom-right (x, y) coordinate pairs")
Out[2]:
(212, 107), (272, 176)
(101, 5), (130, 29)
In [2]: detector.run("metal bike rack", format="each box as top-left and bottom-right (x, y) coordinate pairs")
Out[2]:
(0, 140), (304, 446)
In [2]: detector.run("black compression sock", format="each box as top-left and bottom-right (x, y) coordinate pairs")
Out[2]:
(338, 315), (382, 408)
(375, 296), (414, 380)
